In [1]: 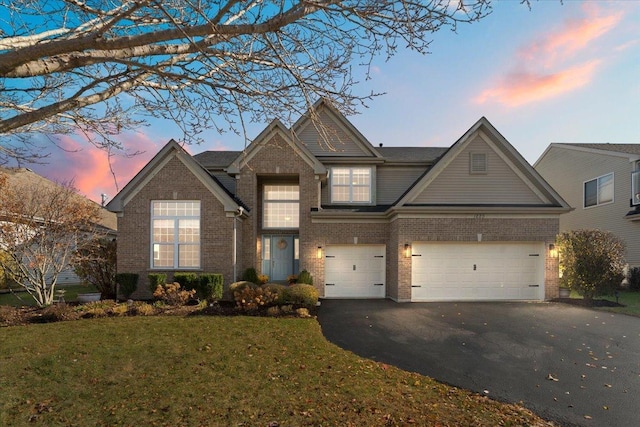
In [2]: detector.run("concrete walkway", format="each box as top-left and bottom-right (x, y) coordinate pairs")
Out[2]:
(317, 299), (640, 427)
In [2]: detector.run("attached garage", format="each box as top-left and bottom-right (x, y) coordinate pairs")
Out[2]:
(411, 242), (544, 302)
(324, 245), (386, 298)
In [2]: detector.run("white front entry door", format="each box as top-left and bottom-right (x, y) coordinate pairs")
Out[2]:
(324, 245), (386, 298)
(411, 242), (544, 301)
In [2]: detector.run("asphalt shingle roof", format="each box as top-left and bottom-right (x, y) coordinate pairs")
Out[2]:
(562, 143), (640, 156)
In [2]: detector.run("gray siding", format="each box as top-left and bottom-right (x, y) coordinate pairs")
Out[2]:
(377, 166), (426, 204)
(412, 136), (544, 205)
(536, 147), (640, 266)
(297, 110), (372, 157)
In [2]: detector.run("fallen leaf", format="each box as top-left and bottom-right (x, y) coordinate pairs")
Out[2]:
(584, 415), (592, 419)
(547, 374), (559, 382)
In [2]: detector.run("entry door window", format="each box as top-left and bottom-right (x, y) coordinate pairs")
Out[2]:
(263, 185), (299, 229)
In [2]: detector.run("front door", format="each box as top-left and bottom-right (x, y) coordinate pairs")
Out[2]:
(263, 236), (295, 282)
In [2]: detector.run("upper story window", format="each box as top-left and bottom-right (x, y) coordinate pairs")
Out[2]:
(263, 185), (299, 229)
(584, 173), (613, 208)
(331, 167), (372, 203)
(151, 201), (200, 269)
(469, 152), (488, 174)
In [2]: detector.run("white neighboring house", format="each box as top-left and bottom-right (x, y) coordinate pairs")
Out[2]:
(535, 143), (640, 267)
(0, 167), (117, 286)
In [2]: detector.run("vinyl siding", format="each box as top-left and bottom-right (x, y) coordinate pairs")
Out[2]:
(536, 147), (640, 266)
(297, 110), (372, 157)
(376, 165), (426, 204)
(412, 136), (544, 205)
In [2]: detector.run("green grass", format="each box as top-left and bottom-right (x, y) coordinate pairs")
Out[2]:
(567, 289), (640, 317)
(0, 284), (97, 307)
(0, 316), (552, 426)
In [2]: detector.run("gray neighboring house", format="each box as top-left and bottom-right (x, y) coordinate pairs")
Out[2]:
(535, 143), (640, 267)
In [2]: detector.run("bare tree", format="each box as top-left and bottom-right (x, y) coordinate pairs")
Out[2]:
(0, 170), (102, 306)
(0, 0), (492, 164)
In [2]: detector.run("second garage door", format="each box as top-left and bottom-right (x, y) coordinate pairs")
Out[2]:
(324, 245), (386, 298)
(411, 242), (544, 301)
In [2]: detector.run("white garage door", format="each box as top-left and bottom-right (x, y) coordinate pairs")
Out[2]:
(411, 242), (544, 301)
(324, 245), (386, 298)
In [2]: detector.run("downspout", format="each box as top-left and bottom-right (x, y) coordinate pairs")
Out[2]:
(233, 207), (244, 282)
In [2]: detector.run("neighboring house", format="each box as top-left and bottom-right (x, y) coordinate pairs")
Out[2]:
(107, 100), (570, 302)
(535, 143), (640, 267)
(0, 167), (117, 285)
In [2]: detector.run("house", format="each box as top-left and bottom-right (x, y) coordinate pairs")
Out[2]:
(107, 100), (570, 302)
(535, 143), (640, 267)
(0, 167), (117, 285)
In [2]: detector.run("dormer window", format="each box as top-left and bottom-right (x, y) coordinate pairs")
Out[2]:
(330, 167), (372, 203)
(470, 152), (487, 174)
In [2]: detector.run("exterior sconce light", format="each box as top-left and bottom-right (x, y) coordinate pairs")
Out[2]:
(317, 246), (323, 259)
(404, 243), (411, 258)
(549, 243), (558, 258)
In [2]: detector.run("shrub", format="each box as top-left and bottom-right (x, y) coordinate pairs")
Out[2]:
(284, 284), (319, 306)
(287, 274), (297, 285)
(111, 304), (129, 316)
(148, 273), (166, 294)
(173, 272), (199, 292)
(280, 304), (293, 314)
(257, 274), (269, 285)
(296, 307), (311, 318)
(73, 237), (117, 299)
(131, 302), (155, 316)
(241, 267), (259, 284)
(628, 267), (640, 291)
(297, 269), (313, 285)
(153, 282), (196, 306)
(116, 273), (139, 300)
(234, 286), (277, 312)
(38, 304), (80, 323)
(261, 283), (287, 304)
(558, 229), (626, 300)
(266, 306), (281, 317)
(199, 273), (224, 301)
(0, 250), (18, 290)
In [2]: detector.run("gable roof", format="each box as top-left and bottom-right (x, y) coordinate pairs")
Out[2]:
(535, 143), (640, 166)
(226, 119), (326, 175)
(107, 140), (246, 213)
(0, 167), (117, 231)
(291, 98), (383, 158)
(395, 117), (571, 211)
(193, 151), (242, 168)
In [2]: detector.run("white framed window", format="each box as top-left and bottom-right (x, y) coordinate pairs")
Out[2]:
(263, 185), (299, 229)
(470, 152), (487, 174)
(632, 170), (640, 206)
(330, 167), (372, 203)
(584, 173), (613, 208)
(151, 201), (200, 269)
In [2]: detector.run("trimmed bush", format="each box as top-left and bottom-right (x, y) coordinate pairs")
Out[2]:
(116, 273), (139, 300)
(297, 269), (313, 285)
(241, 267), (259, 284)
(173, 272), (199, 292)
(199, 273), (224, 301)
(234, 286), (277, 312)
(148, 273), (166, 294)
(261, 283), (287, 305)
(628, 267), (640, 291)
(284, 284), (319, 306)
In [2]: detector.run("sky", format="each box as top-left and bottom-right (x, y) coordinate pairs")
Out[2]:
(18, 1), (640, 204)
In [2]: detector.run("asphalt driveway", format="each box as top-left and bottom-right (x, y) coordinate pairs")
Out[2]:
(318, 300), (640, 427)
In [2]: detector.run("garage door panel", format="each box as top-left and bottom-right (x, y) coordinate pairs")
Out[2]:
(412, 242), (544, 301)
(325, 245), (386, 298)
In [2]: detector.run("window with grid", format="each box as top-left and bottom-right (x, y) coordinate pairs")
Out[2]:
(584, 173), (613, 208)
(263, 185), (299, 228)
(330, 167), (372, 203)
(470, 152), (488, 174)
(151, 201), (200, 268)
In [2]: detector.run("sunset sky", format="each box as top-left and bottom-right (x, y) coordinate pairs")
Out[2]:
(18, 1), (640, 204)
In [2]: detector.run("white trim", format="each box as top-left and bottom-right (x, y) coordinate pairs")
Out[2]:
(329, 166), (374, 204)
(150, 200), (201, 270)
(583, 172), (614, 209)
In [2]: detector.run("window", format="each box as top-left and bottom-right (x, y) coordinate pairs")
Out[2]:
(331, 167), (372, 203)
(263, 185), (299, 228)
(470, 152), (487, 174)
(584, 173), (613, 208)
(151, 201), (200, 268)
(633, 170), (640, 206)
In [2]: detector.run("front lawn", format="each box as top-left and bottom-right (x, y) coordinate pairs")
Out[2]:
(593, 290), (640, 317)
(0, 316), (553, 426)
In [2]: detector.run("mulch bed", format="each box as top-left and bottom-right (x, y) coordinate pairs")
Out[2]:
(551, 297), (624, 308)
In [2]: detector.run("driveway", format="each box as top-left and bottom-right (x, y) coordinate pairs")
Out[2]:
(317, 300), (640, 427)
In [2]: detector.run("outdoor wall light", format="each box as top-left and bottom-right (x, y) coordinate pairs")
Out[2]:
(549, 243), (558, 258)
(317, 246), (323, 259)
(404, 243), (411, 258)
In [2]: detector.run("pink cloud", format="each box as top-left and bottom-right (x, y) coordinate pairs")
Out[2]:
(475, 4), (622, 107)
(474, 60), (600, 107)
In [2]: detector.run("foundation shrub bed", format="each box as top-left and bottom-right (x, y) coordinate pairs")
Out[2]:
(153, 282), (196, 306)
(198, 273), (223, 302)
(284, 284), (319, 306)
(147, 273), (166, 294)
(234, 286), (277, 312)
(115, 273), (139, 300)
(261, 283), (287, 304)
